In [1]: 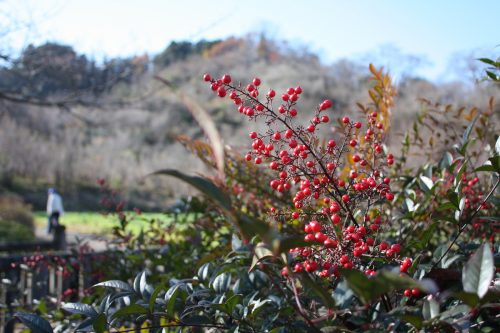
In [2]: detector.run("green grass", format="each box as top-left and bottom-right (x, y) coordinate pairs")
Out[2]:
(33, 211), (180, 235)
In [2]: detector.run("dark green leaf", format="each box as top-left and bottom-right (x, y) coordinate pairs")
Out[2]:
(224, 294), (243, 313)
(452, 291), (479, 307)
(112, 304), (148, 318)
(197, 263), (213, 282)
(149, 284), (165, 312)
(14, 313), (53, 333)
(422, 298), (439, 320)
(212, 272), (231, 294)
(93, 280), (133, 291)
(400, 314), (423, 329)
(92, 313), (107, 333)
(486, 70), (499, 81)
(419, 176), (433, 192)
(273, 235), (309, 254)
(150, 169), (231, 210)
(61, 303), (98, 318)
(165, 284), (182, 318)
(436, 202), (457, 212)
(446, 190), (460, 210)
(478, 58), (497, 66)
(462, 243), (494, 298)
(300, 274), (336, 308)
(462, 113), (479, 146)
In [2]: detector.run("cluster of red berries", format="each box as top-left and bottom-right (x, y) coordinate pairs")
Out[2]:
(203, 73), (407, 278)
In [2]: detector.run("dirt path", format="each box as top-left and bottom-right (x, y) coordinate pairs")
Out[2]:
(34, 225), (110, 252)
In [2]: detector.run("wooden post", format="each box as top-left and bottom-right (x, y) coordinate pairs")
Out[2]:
(78, 264), (84, 299)
(18, 265), (27, 307)
(0, 280), (7, 333)
(53, 226), (66, 251)
(26, 272), (33, 306)
(48, 266), (55, 295)
(56, 266), (63, 305)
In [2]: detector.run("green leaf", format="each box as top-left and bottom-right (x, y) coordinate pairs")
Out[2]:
(400, 314), (423, 329)
(250, 243), (274, 271)
(462, 113), (479, 147)
(341, 269), (424, 304)
(300, 274), (336, 308)
(224, 294), (243, 313)
(419, 176), (434, 192)
(439, 152), (453, 170)
(14, 313), (53, 333)
(462, 243), (494, 298)
(436, 202), (456, 212)
(93, 280), (133, 291)
(112, 304), (149, 318)
(92, 313), (107, 333)
(212, 272), (232, 294)
(238, 213), (271, 241)
(422, 298), (440, 320)
(446, 190), (460, 210)
(149, 284), (165, 312)
(197, 263), (213, 282)
(452, 291), (480, 307)
(486, 70), (499, 81)
(478, 58), (497, 66)
(150, 169), (231, 210)
(273, 235), (309, 254)
(61, 303), (98, 318)
(165, 284), (182, 318)
(489, 155), (500, 173)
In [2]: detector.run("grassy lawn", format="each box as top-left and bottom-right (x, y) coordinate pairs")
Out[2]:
(33, 211), (181, 235)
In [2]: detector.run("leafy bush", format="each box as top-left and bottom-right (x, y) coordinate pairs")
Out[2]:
(0, 195), (35, 242)
(15, 65), (499, 332)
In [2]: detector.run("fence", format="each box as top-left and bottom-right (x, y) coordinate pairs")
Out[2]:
(0, 229), (108, 333)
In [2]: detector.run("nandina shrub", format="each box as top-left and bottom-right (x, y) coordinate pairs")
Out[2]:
(203, 69), (411, 278)
(14, 66), (499, 333)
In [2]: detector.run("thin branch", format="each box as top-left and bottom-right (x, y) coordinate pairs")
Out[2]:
(432, 176), (500, 269)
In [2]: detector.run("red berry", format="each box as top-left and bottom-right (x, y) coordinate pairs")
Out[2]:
(354, 122), (362, 129)
(281, 266), (289, 277)
(217, 87), (226, 97)
(222, 74), (232, 84)
(289, 109), (298, 117)
(404, 289), (411, 297)
(349, 139), (357, 147)
(342, 116), (350, 124)
(253, 77), (261, 86)
(309, 220), (321, 232)
(379, 241), (388, 250)
(386, 192), (394, 201)
(203, 73), (211, 81)
(282, 93), (289, 102)
(324, 238), (338, 248)
(295, 86), (302, 94)
(294, 263), (303, 272)
(268, 89), (276, 98)
(342, 194), (350, 203)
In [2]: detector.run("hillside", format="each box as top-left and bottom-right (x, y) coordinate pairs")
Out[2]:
(1, 35), (498, 210)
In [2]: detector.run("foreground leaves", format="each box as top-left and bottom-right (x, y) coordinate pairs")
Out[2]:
(462, 243), (494, 298)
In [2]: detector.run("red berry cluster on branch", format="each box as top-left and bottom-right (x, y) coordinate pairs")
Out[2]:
(203, 73), (409, 278)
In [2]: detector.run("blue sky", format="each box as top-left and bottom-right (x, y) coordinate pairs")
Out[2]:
(1, 0), (498, 81)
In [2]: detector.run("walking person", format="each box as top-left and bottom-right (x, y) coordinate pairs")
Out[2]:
(47, 188), (64, 234)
